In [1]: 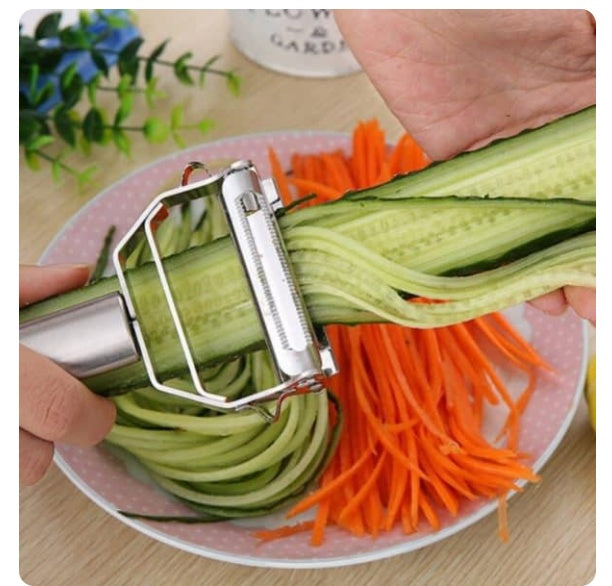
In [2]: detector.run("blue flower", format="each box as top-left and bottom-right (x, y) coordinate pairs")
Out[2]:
(20, 9), (140, 112)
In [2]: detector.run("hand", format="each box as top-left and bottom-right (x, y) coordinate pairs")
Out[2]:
(336, 9), (596, 324)
(529, 286), (595, 326)
(336, 9), (595, 160)
(20, 265), (117, 486)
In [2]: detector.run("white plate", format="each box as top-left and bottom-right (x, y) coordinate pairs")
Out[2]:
(41, 131), (588, 568)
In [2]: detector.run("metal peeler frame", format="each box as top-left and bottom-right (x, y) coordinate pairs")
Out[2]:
(20, 160), (337, 421)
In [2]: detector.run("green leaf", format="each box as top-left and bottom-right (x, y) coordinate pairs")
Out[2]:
(19, 111), (42, 145)
(118, 36), (143, 60)
(116, 92), (134, 124)
(25, 134), (55, 152)
(19, 91), (32, 110)
(99, 116), (112, 146)
(172, 131), (185, 149)
(79, 133), (92, 156)
(226, 72), (241, 97)
(34, 81), (55, 108)
(100, 12), (130, 29)
(78, 10), (93, 28)
(35, 47), (64, 75)
(20, 36), (63, 74)
(145, 39), (169, 82)
(87, 74), (100, 106)
(39, 118), (52, 137)
(170, 105), (184, 130)
(53, 107), (77, 147)
(112, 128), (132, 156)
(199, 54), (220, 86)
(117, 74), (133, 98)
(30, 80), (55, 108)
(90, 49), (109, 76)
(118, 37), (143, 80)
(60, 64), (84, 108)
(173, 52), (194, 85)
(197, 118), (215, 135)
(24, 149), (40, 171)
(58, 27), (91, 50)
(19, 36), (40, 64)
(143, 117), (170, 143)
(28, 63), (39, 98)
(203, 54), (221, 69)
(76, 164), (98, 189)
(27, 63), (54, 111)
(60, 62), (78, 87)
(51, 159), (63, 183)
(83, 108), (105, 143)
(144, 77), (166, 108)
(90, 29), (112, 46)
(118, 55), (139, 81)
(34, 12), (62, 40)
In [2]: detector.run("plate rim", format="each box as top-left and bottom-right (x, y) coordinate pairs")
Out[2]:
(44, 130), (589, 569)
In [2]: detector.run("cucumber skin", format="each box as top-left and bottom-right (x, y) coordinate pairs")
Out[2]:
(19, 108), (596, 395)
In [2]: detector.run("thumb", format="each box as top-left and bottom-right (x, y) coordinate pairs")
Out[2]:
(20, 264), (91, 308)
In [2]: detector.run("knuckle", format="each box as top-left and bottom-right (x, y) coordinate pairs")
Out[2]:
(38, 376), (83, 441)
(20, 441), (54, 486)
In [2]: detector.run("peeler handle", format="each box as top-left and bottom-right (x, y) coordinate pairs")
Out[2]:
(19, 292), (140, 379)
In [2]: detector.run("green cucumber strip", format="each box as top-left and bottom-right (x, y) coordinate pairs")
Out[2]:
(139, 395), (304, 481)
(143, 393), (329, 510)
(114, 391), (341, 521)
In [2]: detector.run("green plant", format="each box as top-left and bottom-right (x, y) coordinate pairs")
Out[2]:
(19, 9), (241, 187)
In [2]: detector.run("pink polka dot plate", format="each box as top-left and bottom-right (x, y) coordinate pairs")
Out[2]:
(41, 132), (589, 568)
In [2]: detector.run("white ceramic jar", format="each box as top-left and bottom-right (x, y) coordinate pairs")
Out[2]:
(229, 9), (361, 78)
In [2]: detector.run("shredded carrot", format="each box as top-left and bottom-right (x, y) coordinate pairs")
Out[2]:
(267, 147), (293, 206)
(497, 493), (510, 542)
(256, 119), (547, 547)
(253, 520), (315, 542)
(288, 177), (342, 203)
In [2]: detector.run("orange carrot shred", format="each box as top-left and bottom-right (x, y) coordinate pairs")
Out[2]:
(497, 493), (510, 542)
(267, 147), (293, 206)
(252, 119), (545, 548)
(253, 521), (315, 542)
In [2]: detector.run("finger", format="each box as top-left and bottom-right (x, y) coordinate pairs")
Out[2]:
(564, 286), (596, 325)
(20, 264), (91, 307)
(20, 428), (54, 486)
(528, 289), (568, 316)
(20, 345), (116, 446)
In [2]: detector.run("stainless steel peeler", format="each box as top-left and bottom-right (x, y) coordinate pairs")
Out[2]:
(20, 160), (338, 421)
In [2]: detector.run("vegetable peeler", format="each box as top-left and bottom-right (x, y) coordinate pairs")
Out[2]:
(19, 160), (338, 421)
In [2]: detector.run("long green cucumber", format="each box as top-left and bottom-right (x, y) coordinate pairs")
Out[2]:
(20, 107), (596, 396)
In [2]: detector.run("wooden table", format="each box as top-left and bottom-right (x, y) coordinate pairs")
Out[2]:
(19, 10), (595, 586)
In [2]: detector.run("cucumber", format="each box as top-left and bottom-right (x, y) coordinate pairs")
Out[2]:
(107, 390), (337, 518)
(20, 107), (596, 396)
